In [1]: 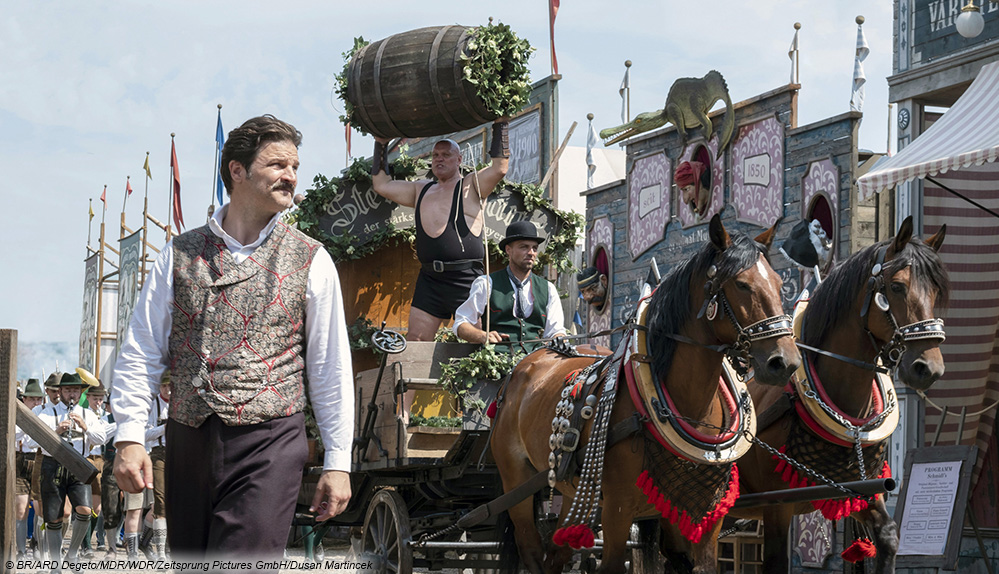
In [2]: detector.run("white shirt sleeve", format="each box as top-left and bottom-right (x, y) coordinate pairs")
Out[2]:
(453, 275), (492, 336)
(82, 407), (108, 449)
(544, 281), (567, 338)
(111, 243), (174, 446)
(304, 248), (355, 472)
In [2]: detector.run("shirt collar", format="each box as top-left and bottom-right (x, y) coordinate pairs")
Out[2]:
(207, 204), (282, 250)
(507, 267), (531, 287)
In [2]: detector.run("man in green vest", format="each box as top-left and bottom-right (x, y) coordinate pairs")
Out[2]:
(453, 221), (566, 354)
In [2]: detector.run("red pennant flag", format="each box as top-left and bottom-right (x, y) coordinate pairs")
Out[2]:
(170, 140), (185, 232)
(100, 185), (106, 206)
(549, 0), (559, 75)
(345, 122), (352, 160)
(125, 178), (133, 197)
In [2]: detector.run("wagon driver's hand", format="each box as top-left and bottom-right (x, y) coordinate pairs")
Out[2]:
(312, 470), (351, 521)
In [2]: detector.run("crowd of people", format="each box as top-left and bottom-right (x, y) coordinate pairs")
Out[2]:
(13, 370), (170, 565)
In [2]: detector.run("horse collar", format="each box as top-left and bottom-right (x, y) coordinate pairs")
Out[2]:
(791, 303), (899, 448)
(626, 297), (757, 465)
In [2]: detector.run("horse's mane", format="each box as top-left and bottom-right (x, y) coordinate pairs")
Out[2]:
(645, 232), (769, 383)
(801, 236), (950, 348)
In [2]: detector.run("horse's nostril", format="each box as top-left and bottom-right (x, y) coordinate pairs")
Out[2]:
(768, 356), (787, 373)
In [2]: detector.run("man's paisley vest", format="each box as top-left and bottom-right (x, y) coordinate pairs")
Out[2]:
(168, 222), (321, 427)
(488, 269), (549, 354)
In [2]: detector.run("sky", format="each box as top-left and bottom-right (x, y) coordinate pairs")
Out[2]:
(0, 1), (895, 348)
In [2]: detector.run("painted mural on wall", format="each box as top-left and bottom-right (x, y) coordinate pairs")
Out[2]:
(794, 510), (833, 567)
(587, 216), (613, 348)
(677, 135), (725, 228)
(628, 152), (672, 260)
(731, 115), (785, 228)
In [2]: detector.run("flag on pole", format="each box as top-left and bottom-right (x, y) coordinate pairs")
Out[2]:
(215, 109), (225, 205)
(143, 154), (152, 180)
(171, 140), (185, 232)
(850, 20), (869, 112)
(125, 178), (133, 197)
(548, 0), (559, 75)
(89, 199), (94, 222)
(788, 26), (799, 83)
(100, 185), (107, 208)
(586, 116), (598, 189)
(620, 66), (631, 123)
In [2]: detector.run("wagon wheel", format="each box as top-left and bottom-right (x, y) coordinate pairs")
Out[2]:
(360, 489), (413, 574)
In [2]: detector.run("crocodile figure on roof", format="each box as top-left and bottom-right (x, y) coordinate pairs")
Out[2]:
(600, 70), (735, 158)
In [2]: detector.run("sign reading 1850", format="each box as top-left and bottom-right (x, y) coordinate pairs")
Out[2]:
(315, 179), (558, 257)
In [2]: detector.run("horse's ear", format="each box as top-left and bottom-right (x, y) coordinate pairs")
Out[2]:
(924, 224), (947, 252)
(709, 213), (730, 250)
(754, 216), (782, 250)
(889, 216), (914, 255)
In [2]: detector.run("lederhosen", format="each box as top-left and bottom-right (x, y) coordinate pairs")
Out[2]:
(412, 180), (485, 319)
(40, 405), (92, 523)
(488, 269), (550, 354)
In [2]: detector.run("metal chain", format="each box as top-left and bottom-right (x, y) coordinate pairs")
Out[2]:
(746, 431), (875, 502)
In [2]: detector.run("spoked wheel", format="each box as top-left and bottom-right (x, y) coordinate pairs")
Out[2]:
(360, 489), (413, 574)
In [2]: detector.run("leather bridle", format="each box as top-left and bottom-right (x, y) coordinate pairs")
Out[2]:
(859, 244), (946, 370)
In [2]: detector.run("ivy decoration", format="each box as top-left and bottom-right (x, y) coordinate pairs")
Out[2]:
(439, 344), (522, 413)
(461, 21), (535, 118)
(334, 36), (370, 131)
(409, 415), (461, 428)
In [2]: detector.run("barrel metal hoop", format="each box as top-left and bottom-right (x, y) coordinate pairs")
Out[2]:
(350, 43), (381, 139)
(429, 26), (464, 132)
(453, 29), (491, 126)
(373, 37), (406, 137)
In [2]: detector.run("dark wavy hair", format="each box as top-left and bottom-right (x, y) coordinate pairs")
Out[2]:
(645, 232), (769, 383)
(219, 114), (302, 195)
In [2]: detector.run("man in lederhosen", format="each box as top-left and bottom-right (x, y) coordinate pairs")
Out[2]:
(28, 372), (108, 570)
(15, 379), (45, 559)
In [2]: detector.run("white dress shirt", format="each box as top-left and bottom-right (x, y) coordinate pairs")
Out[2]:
(27, 402), (108, 457)
(452, 269), (566, 339)
(111, 205), (355, 472)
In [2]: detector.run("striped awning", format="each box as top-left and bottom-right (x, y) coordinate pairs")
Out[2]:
(857, 60), (999, 200)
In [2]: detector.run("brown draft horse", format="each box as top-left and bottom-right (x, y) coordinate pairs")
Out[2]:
(733, 217), (948, 574)
(491, 215), (801, 574)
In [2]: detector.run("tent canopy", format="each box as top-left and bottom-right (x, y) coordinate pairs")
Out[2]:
(857, 60), (999, 200)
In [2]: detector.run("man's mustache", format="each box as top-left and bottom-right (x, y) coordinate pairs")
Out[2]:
(272, 182), (295, 193)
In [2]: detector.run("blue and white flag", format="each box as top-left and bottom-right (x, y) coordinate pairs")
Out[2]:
(216, 109), (226, 205)
(850, 22), (869, 112)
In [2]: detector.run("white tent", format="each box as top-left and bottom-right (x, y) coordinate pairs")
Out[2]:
(857, 61), (999, 478)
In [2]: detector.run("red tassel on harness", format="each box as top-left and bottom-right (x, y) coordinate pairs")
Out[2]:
(486, 401), (497, 419)
(841, 538), (877, 562)
(553, 524), (595, 549)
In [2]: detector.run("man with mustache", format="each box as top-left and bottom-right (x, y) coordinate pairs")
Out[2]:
(371, 118), (510, 341)
(453, 221), (566, 355)
(112, 115), (354, 569)
(576, 266), (609, 313)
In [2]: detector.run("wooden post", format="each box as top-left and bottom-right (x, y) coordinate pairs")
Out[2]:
(2, 329), (17, 570)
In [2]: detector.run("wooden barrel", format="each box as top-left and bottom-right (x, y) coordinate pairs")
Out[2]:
(347, 25), (498, 139)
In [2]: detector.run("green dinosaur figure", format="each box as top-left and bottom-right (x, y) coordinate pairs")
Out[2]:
(599, 70), (734, 158)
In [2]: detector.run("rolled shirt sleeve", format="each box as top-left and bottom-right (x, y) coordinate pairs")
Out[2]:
(452, 275), (491, 336)
(544, 280), (567, 338)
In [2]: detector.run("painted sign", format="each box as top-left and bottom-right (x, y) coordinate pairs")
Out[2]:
(79, 253), (100, 372)
(457, 130), (485, 168)
(507, 109), (542, 184)
(628, 152), (671, 259)
(732, 116), (784, 228)
(117, 230), (142, 352)
(897, 460), (963, 556)
(587, 216), (613, 348)
(316, 181), (558, 256)
(905, 0), (999, 71)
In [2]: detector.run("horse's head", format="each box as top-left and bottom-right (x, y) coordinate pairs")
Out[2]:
(698, 215), (802, 386)
(858, 216), (949, 390)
